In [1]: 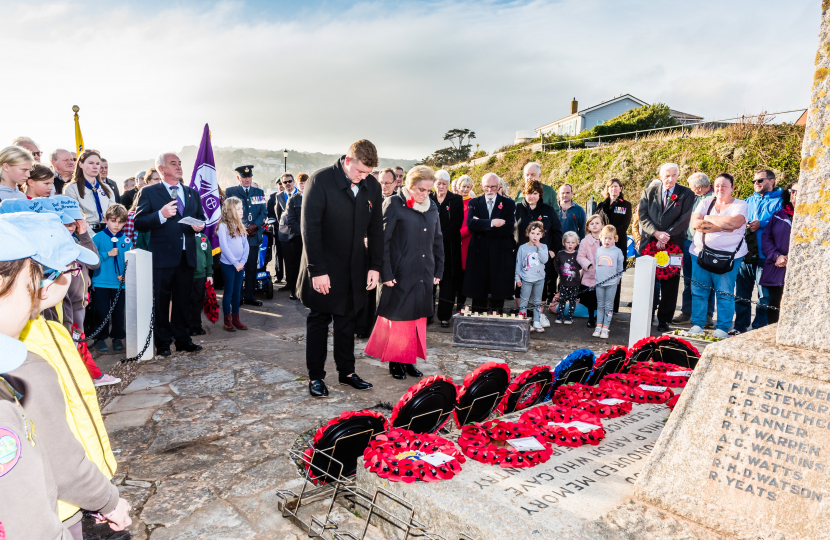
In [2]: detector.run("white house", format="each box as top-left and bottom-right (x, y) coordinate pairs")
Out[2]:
(535, 94), (703, 137)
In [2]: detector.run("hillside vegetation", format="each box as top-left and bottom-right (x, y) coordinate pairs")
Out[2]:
(451, 124), (804, 203)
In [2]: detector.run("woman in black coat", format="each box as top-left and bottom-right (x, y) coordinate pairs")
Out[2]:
(430, 171), (463, 326)
(365, 166), (445, 380)
(514, 180), (561, 318)
(596, 177), (632, 312)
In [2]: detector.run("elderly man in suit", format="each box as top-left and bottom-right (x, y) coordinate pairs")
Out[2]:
(298, 139), (384, 397)
(135, 152), (206, 356)
(637, 162), (696, 332)
(462, 172), (516, 314)
(226, 165), (267, 306)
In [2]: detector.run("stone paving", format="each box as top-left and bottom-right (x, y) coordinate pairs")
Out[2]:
(83, 274), (677, 540)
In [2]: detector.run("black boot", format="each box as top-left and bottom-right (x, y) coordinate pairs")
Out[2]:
(587, 318), (596, 328)
(404, 364), (423, 378)
(389, 362), (406, 380)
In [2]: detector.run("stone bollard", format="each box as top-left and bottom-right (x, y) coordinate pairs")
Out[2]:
(126, 249), (154, 360)
(628, 255), (656, 348)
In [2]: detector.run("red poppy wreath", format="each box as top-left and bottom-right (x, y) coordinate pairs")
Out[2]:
(363, 428), (465, 483)
(598, 379), (674, 405)
(457, 419), (552, 468)
(519, 405), (606, 447)
(641, 241), (683, 280)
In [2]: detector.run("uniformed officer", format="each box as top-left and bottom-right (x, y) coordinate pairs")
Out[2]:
(226, 165), (267, 306)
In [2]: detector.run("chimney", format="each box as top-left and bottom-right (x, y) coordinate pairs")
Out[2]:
(570, 98), (578, 115)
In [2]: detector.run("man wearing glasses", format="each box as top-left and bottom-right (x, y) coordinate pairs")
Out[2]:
(394, 167), (405, 191)
(378, 168), (396, 199)
(12, 136), (41, 162)
(734, 169), (782, 334)
(275, 172), (298, 293)
(462, 173), (516, 314)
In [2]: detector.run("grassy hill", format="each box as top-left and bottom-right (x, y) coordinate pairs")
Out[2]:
(450, 124), (804, 204)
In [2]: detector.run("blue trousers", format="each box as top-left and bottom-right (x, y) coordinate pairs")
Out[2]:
(221, 263), (244, 315)
(691, 256), (742, 333)
(519, 279), (544, 322)
(682, 239), (714, 317)
(734, 259), (770, 332)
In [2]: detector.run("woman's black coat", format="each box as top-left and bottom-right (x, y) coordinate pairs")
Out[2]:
(514, 200), (562, 253)
(298, 158), (383, 316)
(429, 191), (463, 278)
(596, 197), (633, 255)
(377, 191), (445, 321)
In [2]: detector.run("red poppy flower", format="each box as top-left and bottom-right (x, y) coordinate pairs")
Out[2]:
(498, 203), (503, 209)
(406, 198), (415, 208)
(670, 194), (677, 201)
(446, 205), (449, 210)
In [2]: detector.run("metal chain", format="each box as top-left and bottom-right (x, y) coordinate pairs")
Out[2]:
(688, 278), (778, 311)
(75, 260), (128, 343)
(122, 300), (156, 363)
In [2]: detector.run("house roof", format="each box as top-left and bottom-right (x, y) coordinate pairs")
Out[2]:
(535, 93), (649, 132)
(670, 109), (704, 121)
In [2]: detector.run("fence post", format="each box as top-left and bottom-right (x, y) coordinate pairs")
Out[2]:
(126, 249), (154, 360)
(628, 255), (656, 348)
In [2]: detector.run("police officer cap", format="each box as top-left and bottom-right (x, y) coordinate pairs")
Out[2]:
(235, 165), (254, 178)
(0, 213), (98, 271)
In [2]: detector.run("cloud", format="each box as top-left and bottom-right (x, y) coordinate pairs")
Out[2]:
(0, 0), (819, 162)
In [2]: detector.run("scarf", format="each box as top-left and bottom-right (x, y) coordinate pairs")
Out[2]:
(103, 228), (125, 276)
(400, 186), (431, 213)
(85, 179), (104, 222)
(784, 203), (794, 216)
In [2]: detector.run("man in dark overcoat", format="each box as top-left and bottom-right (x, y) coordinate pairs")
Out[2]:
(429, 170), (463, 326)
(462, 173), (516, 313)
(134, 151), (206, 356)
(298, 140), (383, 397)
(225, 165), (267, 306)
(637, 162), (696, 332)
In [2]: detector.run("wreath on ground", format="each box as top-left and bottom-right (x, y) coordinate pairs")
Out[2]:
(495, 365), (552, 415)
(598, 379), (674, 404)
(363, 428), (465, 483)
(453, 362), (511, 427)
(574, 398), (633, 418)
(519, 405), (606, 447)
(629, 364), (693, 387)
(641, 241), (683, 280)
(550, 382), (601, 407)
(457, 419), (552, 468)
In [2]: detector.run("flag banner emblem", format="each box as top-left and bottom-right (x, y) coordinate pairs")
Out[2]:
(189, 123), (221, 253)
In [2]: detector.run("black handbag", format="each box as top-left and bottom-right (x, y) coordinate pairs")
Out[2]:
(696, 199), (743, 275)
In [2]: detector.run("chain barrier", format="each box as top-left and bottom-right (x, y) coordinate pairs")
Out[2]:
(122, 300), (156, 363)
(688, 278), (778, 311)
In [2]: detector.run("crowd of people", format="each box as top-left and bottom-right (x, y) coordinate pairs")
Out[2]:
(0, 136), (795, 535)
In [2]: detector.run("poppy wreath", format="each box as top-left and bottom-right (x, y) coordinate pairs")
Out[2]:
(655, 335), (700, 358)
(453, 362), (511, 427)
(667, 394), (681, 411)
(601, 373), (648, 387)
(550, 383), (601, 407)
(457, 419), (552, 468)
(629, 365), (692, 388)
(519, 405), (605, 447)
(302, 409), (390, 484)
(363, 428), (465, 483)
(588, 345), (630, 382)
(390, 375), (456, 431)
(641, 241), (683, 280)
(575, 398), (633, 419)
(598, 379), (674, 405)
(494, 365), (551, 415)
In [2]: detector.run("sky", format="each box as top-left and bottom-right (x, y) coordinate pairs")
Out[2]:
(0, 0), (820, 163)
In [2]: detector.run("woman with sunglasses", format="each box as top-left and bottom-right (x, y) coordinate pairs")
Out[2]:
(0, 212), (132, 539)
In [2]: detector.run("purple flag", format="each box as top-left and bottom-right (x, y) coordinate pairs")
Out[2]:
(189, 124), (221, 253)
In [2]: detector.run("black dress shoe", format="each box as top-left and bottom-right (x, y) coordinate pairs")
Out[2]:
(440, 320), (450, 328)
(309, 380), (329, 398)
(244, 298), (263, 306)
(404, 364), (423, 377)
(289, 292), (297, 300)
(338, 373), (373, 390)
(657, 322), (670, 333)
(177, 341), (203, 353)
(157, 346), (172, 357)
(389, 362), (406, 380)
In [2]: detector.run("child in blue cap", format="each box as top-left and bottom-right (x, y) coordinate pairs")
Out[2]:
(90, 204), (130, 354)
(0, 213), (132, 537)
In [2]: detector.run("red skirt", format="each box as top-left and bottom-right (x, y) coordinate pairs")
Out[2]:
(364, 316), (426, 365)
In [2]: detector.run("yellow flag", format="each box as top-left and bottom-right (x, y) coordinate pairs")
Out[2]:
(74, 110), (84, 154)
